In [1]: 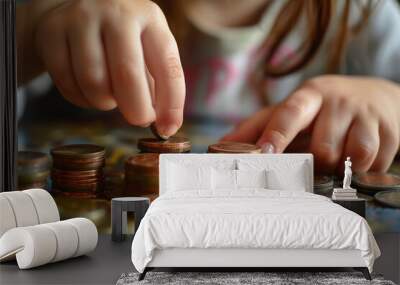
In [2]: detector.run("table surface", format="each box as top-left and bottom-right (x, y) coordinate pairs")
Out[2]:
(0, 235), (134, 285)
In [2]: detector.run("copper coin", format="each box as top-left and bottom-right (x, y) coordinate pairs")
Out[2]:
(51, 144), (105, 159)
(18, 151), (50, 167)
(52, 160), (105, 171)
(18, 170), (50, 184)
(53, 156), (105, 164)
(52, 182), (101, 192)
(52, 176), (102, 185)
(353, 172), (400, 189)
(137, 137), (191, 153)
(52, 189), (97, 199)
(150, 122), (169, 141)
(18, 182), (47, 190)
(52, 168), (103, 178)
(208, 141), (262, 154)
(125, 153), (159, 172)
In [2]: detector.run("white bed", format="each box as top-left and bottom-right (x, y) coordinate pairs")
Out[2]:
(131, 154), (380, 280)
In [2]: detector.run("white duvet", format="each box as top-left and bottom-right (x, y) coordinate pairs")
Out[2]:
(131, 190), (380, 273)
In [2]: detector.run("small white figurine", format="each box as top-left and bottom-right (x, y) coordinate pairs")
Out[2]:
(343, 157), (353, 189)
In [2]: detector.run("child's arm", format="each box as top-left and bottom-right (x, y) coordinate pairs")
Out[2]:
(17, 0), (185, 137)
(223, 76), (400, 173)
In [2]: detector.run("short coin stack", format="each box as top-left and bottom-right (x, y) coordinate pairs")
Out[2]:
(51, 144), (105, 198)
(17, 151), (50, 190)
(313, 175), (334, 197)
(125, 153), (159, 199)
(124, 130), (191, 199)
(207, 141), (262, 153)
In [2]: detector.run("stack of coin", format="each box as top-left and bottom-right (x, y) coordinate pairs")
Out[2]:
(124, 131), (191, 197)
(50, 144), (105, 198)
(352, 172), (400, 196)
(125, 153), (159, 196)
(137, 137), (191, 153)
(207, 141), (262, 153)
(313, 175), (334, 197)
(17, 151), (50, 190)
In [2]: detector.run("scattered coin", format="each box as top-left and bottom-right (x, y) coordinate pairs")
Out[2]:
(207, 141), (262, 153)
(138, 137), (191, 153)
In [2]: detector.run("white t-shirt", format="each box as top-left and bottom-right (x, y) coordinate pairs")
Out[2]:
(181, 0), (400, 122)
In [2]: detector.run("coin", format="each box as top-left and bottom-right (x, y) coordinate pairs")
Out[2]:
(353, 172), (400, 196)
(125, 153), (160, 196)
(18, 151), (49, 166)
(50, 144), (106, 195)
(51, 168), (103, 178)
(313, 175), (334, 196)
(17, 151), (50, 189)
(18, 182), (47, 190)
(137, 137), (191, 153)
(150, 122), (169, 141)
(18, 170), (50, 185)
(374, 190), (400, 208)
(125, 153), (159, 173)
(51, 144), (105, 159)
(207, 141), (262, 153)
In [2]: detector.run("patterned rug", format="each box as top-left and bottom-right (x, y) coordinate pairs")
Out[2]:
(116, 271), (395, 285)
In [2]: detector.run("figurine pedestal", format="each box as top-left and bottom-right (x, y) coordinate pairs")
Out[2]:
(332, 198), (366, 218)
(332, 187), (358, 200)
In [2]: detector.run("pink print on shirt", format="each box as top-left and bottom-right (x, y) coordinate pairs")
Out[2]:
(183, 44), (296, 121)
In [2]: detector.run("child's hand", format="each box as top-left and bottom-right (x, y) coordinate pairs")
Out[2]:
(30, 0), (185, 137)
(223, 76), (400, 173)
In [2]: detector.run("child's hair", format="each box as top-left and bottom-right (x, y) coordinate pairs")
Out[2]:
(156, 0), (376, 77)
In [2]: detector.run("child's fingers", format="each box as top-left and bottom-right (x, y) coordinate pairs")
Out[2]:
(256, 88), (322, 153)
(142, 9), (185, 137)
(370, 120), (399, 171)
(221, 107), (274, 143)
(309, 100), (353, 173)
(68, 17), (116, 111)
(35, 17), (90, 108)
(342, 115), (380, 172)
(103, 17), (155, 126)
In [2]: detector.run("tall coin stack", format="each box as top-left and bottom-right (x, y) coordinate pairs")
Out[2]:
(17, 151), (50, 190)
(125, 126), (191, 200)
(51, 144), (106, 198)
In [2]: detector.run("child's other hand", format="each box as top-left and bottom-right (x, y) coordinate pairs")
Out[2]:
(32, 0), (184, 137)
(222, 76), (400, 173)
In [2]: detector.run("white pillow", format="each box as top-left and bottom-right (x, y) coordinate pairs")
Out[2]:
(167, 162), (212, 191)
(236, 169), (267, 189)
(267, 164), (307, 191)
(212, 168), (237, 190)
(237, 159), (309, 191)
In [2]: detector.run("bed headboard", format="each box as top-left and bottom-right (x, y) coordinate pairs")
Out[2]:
(159, 154), (314, 195)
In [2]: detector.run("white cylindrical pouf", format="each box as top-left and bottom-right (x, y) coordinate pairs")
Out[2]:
(1, 192), (39, 227)
(43, 221), (79, 262)
(23, 189), (60, 224)
(0, 196), (17, 238)
(0, 226), (57, 269)
(65, 218), (98, 257)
